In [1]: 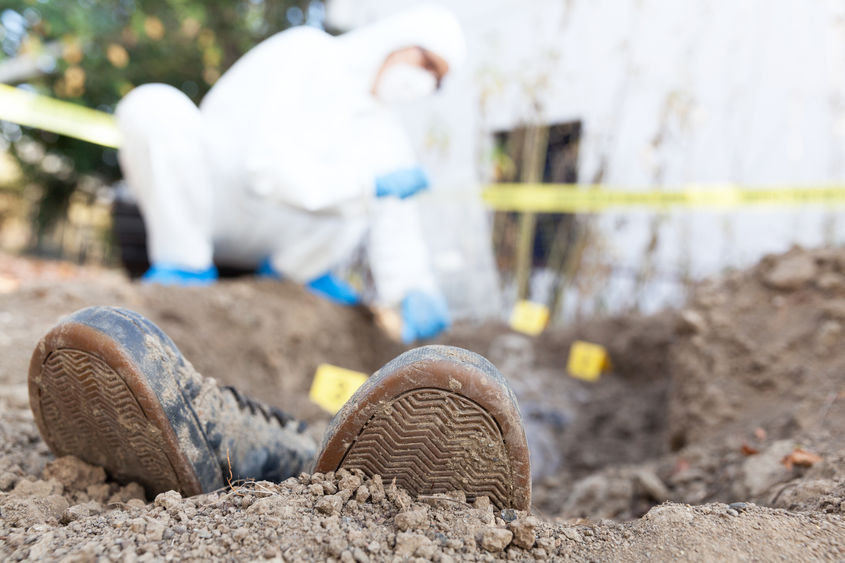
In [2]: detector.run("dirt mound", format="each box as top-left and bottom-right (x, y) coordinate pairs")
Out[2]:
(0, 247), (844, 560)
(670, 247), (845, 448)
(525, 247), (845, 522)
(2, 457), (841, 562)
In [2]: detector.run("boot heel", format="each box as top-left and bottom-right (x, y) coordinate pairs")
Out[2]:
(313, 345), (531, 510)
(28, 306), (224, 497)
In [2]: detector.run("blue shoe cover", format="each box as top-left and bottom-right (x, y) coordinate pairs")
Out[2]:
(257, 259), (359, 305)
(142, 264), (218, 286)
(256, 257), (282, 279)
(306, 273), (360, 305)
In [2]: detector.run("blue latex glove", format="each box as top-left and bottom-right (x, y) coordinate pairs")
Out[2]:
(401, 290), (451, 343)
(257, 258), (360, 305)
(375, 167), (430, 199)
(142, 263), (218, 286)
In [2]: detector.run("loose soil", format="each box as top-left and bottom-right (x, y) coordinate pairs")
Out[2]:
(0, 247), (843, 561)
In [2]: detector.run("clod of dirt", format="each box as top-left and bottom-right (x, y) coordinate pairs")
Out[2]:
(636, 467), (671, 501)
(338, 470), (363, 492)
(737, 440), (796, 497)
(394, 531), (436, 558)
(107, 482), (145, 505)
(1, 477), (69, 527)
(354, 484), (370, 503)
(154, 490), (182, 511)
(763, 251), (818, 289)
(41, 456), (106, 491)
(479, 527), (514, 552)
(473, 495), (492, 511)
(11, 478), (62, 498)
(394, 507), (429, 531)
(85, 483), (110, 503)
(508, 516), (538, 548)
(60, 500), (102, 524)
(316, 493), (344, 515)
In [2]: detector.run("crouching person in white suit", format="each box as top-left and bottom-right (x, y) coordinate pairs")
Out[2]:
(115, 5), (464, 343)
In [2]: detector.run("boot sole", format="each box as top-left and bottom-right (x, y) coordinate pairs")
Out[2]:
(313, 345), (531, 510)
(28, 307), (225, 497)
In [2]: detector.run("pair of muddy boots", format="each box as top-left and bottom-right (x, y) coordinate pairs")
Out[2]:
(28, 307), (531, 510)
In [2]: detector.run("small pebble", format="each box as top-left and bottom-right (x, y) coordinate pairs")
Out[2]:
(500, 509), (517, 523)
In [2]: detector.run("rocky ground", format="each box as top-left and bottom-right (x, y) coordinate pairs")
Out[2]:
(0, 247), (843, 561)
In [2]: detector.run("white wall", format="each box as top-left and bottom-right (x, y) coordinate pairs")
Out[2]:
(328, 0), (845, 317)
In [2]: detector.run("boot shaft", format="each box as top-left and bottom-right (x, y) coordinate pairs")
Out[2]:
(29, 306), (316, 496)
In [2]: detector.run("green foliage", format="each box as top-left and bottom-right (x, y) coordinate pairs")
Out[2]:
(0, 0), (313, 238)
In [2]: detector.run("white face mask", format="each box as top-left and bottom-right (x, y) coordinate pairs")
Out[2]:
(374, 63), (438, 104)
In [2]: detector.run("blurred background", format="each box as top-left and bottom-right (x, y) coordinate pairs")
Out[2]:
(3, 0), (845, 323)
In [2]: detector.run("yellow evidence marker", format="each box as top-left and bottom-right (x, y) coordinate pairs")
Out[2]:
(509, 300), (550, 336)
(309, 364), (369, 414)
(567, 340), (611, 382)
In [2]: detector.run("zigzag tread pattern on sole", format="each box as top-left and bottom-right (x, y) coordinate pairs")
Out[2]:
(36, 348), (180, 494)
(340, 388), (514, 508)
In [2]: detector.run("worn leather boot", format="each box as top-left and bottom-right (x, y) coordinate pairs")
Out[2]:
(29, 307), (531, 509)
(28, 306), (315, 497)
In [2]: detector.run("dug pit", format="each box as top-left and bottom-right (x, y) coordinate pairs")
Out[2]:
(0, 247), (843, 560)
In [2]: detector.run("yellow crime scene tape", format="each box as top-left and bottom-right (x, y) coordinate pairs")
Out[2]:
(2, 86), (816, 388)
(5, 84), (845, 211)
(482, 183), (845, 212)
(0, 83), (120, 148)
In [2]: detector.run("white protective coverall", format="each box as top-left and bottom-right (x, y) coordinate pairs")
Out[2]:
(115, 5), (465, 306)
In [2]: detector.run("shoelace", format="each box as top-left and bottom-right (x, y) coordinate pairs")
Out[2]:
(222, 385), (307, 433)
